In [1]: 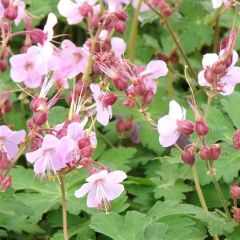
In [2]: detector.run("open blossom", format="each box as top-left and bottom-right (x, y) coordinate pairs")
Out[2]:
(58, 0), (100, 25)
(198, 49), (240, 95)
(26, 134), (75, 175)
(75, 170), (127, 208)
(212, 0), (231, 9)
(10, 46), (46, 88)
(90, 84), (114, 126)
(157, 100), (186, 147)
(0, 125), (26, 159)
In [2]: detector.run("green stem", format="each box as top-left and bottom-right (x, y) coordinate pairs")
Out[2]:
(127, 0), (143, 62)
(60, 174), (68, 240)
(213, 8), (220, 53)
(211, 174), (232, 220)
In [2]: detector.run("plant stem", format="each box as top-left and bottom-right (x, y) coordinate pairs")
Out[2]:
(192, 164), (208, 213)
(213, 8), (220, 53)
(127, 0), (143, 62)
(60, 174), (68, 240)
(211, 174), (232, 220)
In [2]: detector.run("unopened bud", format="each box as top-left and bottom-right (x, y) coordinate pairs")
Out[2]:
(181, 150), (195, 166)
(177, 120), (194, 136)
(78, 136), (91, 149)
(199, 146), (211, 160)
(4, 3), (18, 21)
(194, 119), (209, 137)
(29, 29), (47, 45)
(230, 184), (240, 199)
(212, 61), (226, 74)
(169, 52), (179, 64)
(102, 93), (117, 106)
(1, 0), (9, 8)
(0, 151), (10, 169)
(116, 119), (125, 133)
(1, 176), (12, 190)
(234, 208), (240, 222)
(33, 111), (48, 126)
(233, 130), (240, 149)
(209, 144), (221, 160)
(0, 59), (8, 72)
(204, 68), (217, 84)
(81, 146), (93, 158)
(79, 2), (93, 17)
(113, 77), (128, 91)
(114, 20), (125, 34)
(30, 97), (47, 112)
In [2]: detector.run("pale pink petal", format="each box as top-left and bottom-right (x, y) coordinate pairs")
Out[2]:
(111, 37), (126, 57)
(67, 122), (85, 141)
(202, 53), (219, 68)
(96, 105), (111, 126)
(159, 131), (180, 147)
(90, 83), (102, 99)
(43, 13), (57, 40)
(168, 100), (186, 120)
(86, 170), (108, 182)
(139, 60), (168, 79)
(212, 0), (223, 8)
(26, 149), (42, 164)
(106, 171), (127, 183)
(4, 142), (18, 159)
(87, 187), (98, 207)
(99, 30), (108, 41)
(7, 130), (25, 145)
(104, 183), (124, 200)
(157, 115), (177, 137)
(219, 49), (238, 67)
(57, 136), (75, 156)
(42, 134), (59, 149)
(132, 0), (149, 12)
(75, 183), (93, 198)
(58, 0), (76, 17)
(198, 70), (211, 87)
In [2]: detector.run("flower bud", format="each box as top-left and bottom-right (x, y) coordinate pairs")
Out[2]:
(142, 92), (154, 106)
(33, 111), (48, 126)
(204, 68), (217, 84)
(233, 130), (240, 149)
(4, 3), (18, 20)
(102, 93), (117, 106)
(0, 151), (10, 169)
(30, 97), (47, 112)
(1, 176), (12, 190)
(81, 146), (93, 158)
(199, 146), (211, 160)
(131, 123), (141, 144)
(194, 119), (209, 137)
(3, 100), (12, 112)
(113, 77), (128, 91)
(209, 144), (221, 160)
(116, 119), (126, 133)
(212, 61), (226, 74)
(0, 59), (8, 72)
(169, 52), (179, 64)
(78, 136), (91, 149)
(177, 120), (194, 136)
(114, 20), (125, 34)
(115, 10), (128, 21)
(29, 29), (47, 45)
(230, 184), (240, 199)
(181, 150), (195, 166)
(125, 117), (133, 131)
(233, 208), (240, 222)
(79, 2), (93, 17)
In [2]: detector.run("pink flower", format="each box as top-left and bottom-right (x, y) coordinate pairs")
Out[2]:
(212, 0), (231, 9)
(26, 134), (75, 175)
(139, 60), (168, 79)
(157, 100), (186, 147)
(104, 0), (130, 12)
(58, 0), (100, 25)
(90, 84), (113, 126)
(14, 0), (26, 25)
(10, 46), (45, 88)
(75, 170), (127, 208)
(0, 125), (25, 159)
(60, 40), (89, 79)
(198, 49), (240, 95)
(132, 0), (149, 12)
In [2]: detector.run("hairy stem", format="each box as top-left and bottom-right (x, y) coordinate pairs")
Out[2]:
(60, 174), (68, 240)
(127, 0), (143, 62)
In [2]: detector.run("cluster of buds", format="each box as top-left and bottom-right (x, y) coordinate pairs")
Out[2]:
(199, 144), (221, 161)
(230, 184), (240, 222)
(150, 0), (172, 17)
(30, 97), (48, 126)
(156, 51), (179, 64)
(181, 144), (196, 166)
(115, 116), (133, 133)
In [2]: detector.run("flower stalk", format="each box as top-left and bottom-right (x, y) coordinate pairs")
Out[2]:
(60, 174), (68, 240)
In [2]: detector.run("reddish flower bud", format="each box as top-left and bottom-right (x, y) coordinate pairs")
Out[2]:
(181, 149), (195, 166)
(114, 20), (125, 34)
(199, 146), (211, 160)
(29, 29), (47, 45)
(177, 120), (194, 136)
(233, 130), (240, 149)
(79, 2), (93, 17)
(156, 52), (169, 63)
(102, 93), (117, 106)
(230, 184), (240, 199)
(212, 61), (226, 74)
(91, 14), (99, 29)
(1, 0), (9, 8)
(115, 10), (128, 21)
(0, 59), (8, 72)
(204, 68), (217, 84)
(113, 77), (128, 91)
(142, 92), (154, 106)
(233, 208), (240, 222)
(169, 52), (179, 64)
(78, 136), (91, 149)
(125, 117), (133, 131)
(122, 97), (135, 108)
(33, 111), (48, 126)
(0, 151), (10, 169)
(1, 175), (12, 190)
(3, 100), (12, 112)
(30, 97), (48, 112)
(209, 144), (221, 160)
(194, 119), (209, 137)
(81, 146), (93, 158)
(4, 3), (18, 20)
(116, 119), (126, 133)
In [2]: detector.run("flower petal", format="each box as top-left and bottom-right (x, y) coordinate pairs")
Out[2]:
(212, 0), (223, 8)
(198, 70), (211, 87)
(168, 100), (186, 120)
(75, 183), (93, 198)
(87, 188), (98, 208)
(104, 183), (124, 201)
(111, 37), (126, 57)
(106, 171), (127, 183)
(86, 170), (108, 183)
(157, 115), (177, 137)
(159, 131), (180, 147)
(202, 53), (219, 68)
